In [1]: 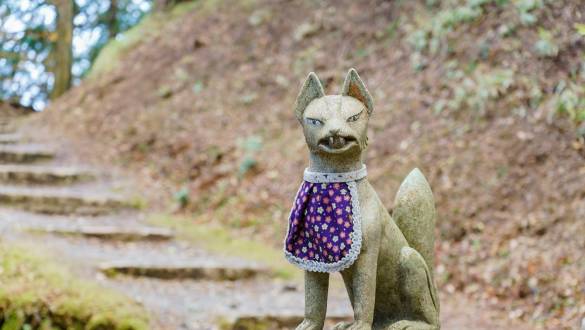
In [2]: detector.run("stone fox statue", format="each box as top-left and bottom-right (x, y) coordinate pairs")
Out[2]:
(283, 69), (440, 330)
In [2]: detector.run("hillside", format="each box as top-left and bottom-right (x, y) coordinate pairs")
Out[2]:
(32, 0), (584, 328)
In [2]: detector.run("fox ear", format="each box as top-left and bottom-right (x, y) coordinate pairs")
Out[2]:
(295, 72), (325, 121)
(342, 68), (374, 114)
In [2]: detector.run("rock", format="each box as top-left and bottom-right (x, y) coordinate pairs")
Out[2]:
(0, 133), (21, 144)
(0, 122), (17, 134)
(0, 185), (134, 215)
(99, 261), (270, 281)
(0, 165), (95, 184)
(218, 313), (351, 330)
(21, 224), (174, 241)
(293, 22), (320, 41)
(0, 144), (54, 163)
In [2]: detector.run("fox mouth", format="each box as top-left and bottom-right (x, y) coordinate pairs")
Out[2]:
(318, 135), (358, 153)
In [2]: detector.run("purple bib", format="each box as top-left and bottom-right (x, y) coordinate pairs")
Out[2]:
(284, 166), (367, 273)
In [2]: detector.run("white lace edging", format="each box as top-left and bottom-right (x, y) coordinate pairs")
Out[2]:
(283, 180), (363, 273)
(303, 165), (367, 183)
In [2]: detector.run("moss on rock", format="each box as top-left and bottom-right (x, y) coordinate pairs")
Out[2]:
(0, 243), (149, 330)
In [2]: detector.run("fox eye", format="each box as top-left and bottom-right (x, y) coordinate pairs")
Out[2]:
(347, 112), (361, 123)
(306, 118), (324, 126)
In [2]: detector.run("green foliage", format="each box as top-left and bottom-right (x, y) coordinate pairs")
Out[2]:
(533, 28), (558, 57)
(433, 5), (483, 32)
(238, 135), (263, 177)
(0, 0), (54, 108)
(174, 186), (190, 208)
(514, 0), (543, 12)
(407, 0), (499, 63)
(192, 80), (204, 94)
(0, 0), (152, 109)
(513, 0), (543, 25)
(436, 66), (515, 115)
(384, 20), (400, 41)
(407, 30), (428, 52)
(407, 0), (548, 62)
(575, 23), (585, 36)
(406, 0), (581, 130)
(0, 243), (149, 329)
(89, 14), (159, 78)
(548, 81), (585, 124)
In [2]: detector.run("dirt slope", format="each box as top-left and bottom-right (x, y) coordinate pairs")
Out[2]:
(34, 0), (585, 328)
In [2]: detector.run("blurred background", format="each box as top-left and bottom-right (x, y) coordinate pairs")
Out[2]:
(0, 0), (584, 329)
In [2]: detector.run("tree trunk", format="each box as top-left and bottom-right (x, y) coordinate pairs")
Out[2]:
(154, 0), (191, 12)
(50, 0), (73, 100)
(154, 0), (175, 12)
(105, 0), (119, 39)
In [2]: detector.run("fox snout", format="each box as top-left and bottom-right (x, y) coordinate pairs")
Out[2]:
(318, 130), (358, 152)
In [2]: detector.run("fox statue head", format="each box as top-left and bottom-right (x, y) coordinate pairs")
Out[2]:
(295, 69), (374, 172)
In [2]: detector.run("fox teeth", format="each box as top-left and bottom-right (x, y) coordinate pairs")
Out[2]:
(328, 136), (346, 148)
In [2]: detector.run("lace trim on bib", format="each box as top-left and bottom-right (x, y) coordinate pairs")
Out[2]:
(303, 165), (367, 183)
(283, 166), (366, 273)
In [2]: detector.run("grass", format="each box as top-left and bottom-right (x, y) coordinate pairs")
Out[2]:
(88, 14), (160, 78)
(148, 213), (299, 280)
(0, 242), (149, 329)
(87, 0), (195, 78)
(88, 0), (254, 78)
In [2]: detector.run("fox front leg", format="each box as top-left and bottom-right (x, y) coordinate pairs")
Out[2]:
(335, 220), (381, 330)
(296, 271), (330, 330)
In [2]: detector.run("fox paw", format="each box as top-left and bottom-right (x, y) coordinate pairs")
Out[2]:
(333, 321), (371, 330)
(387, 320), (438, 330)
(295, 319), (323, 330)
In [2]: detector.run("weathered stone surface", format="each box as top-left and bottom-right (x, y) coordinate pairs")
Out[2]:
(0, 144), (54, 163)
(0, 122), (17, 134)
(100, 261), (270, 280)
(291, 69), (439, 330)
(393, 168), (436, 275)
(0, 186), (133, 215)
(220, 313), (351, 330)
(98, 274), (354, 330)
(0, 165), (95, 184)
(21, 224), (174, 241)
(0, 133), (21, 144)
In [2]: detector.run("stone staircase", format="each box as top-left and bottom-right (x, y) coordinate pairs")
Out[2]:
(0, 115), (353, 330)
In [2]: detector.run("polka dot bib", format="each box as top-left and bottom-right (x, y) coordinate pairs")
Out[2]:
(284, 166), (366, 273)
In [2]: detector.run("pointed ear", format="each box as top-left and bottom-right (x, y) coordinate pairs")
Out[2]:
(295, 72), (325, 121)
(341, 68), (374, 114)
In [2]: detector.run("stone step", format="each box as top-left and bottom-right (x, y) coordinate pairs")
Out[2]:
(0, 124), (17, 134)
(21, 224), (174, 241)
(0, 208), (145, 232)
(0, 144), (55, 163)
(220, 313), (352, 330)
(0, 133), (21, 144)
(99, 275), (353, 329)
(100, 261), (270, 281)
(0, 164), (95, 184)
(0, 185), (134, 215)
